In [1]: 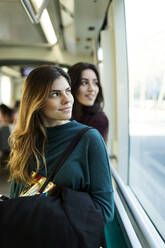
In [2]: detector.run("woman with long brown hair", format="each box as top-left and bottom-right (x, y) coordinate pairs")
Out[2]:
(8, 65), (114, 245)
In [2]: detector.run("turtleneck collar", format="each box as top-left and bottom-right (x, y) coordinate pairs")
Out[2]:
(46, 120), (77, 137)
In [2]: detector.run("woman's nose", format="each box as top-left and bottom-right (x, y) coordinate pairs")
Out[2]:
(61, 93), (70, 104)
(88, 82), (94, 91)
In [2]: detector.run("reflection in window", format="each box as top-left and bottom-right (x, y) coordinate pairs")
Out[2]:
(125, 0), (165, 240)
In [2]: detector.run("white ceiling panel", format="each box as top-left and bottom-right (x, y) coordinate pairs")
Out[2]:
(0, 0), (45, 43)
(0, 0), (111, 65)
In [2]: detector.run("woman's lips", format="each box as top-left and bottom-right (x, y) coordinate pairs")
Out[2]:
(59, 107), (72, 112)
(85, 94), (95, 100)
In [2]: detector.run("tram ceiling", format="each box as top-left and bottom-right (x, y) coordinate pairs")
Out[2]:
(0, 0), (110, 65)
(0, 0), (63, 49)
(60, 0), (110, 55)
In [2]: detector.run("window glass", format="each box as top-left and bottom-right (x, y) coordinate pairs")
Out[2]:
(125, 0), (165, 239)
(0, 75), (12, 106)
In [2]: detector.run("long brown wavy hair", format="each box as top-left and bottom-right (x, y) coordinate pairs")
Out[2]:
(8, 65), (71, 185)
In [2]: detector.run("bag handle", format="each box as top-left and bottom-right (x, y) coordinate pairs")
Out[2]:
(39, 127), (91, 193)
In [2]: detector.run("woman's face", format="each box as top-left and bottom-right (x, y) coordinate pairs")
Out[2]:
(77, 69), (99, 106)
(41, 76), (74, 127)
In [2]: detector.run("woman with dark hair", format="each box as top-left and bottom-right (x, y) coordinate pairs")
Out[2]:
(8, 65), (114, 234)
(68, 62), (109, 143)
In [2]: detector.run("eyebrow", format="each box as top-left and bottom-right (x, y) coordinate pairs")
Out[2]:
(81, 77), (98, 81)
(50, 87), (71, 93)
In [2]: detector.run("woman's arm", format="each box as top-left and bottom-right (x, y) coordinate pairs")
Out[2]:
(87, 129), (114, 223)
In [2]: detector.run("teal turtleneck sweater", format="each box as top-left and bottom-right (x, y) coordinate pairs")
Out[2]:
(10, 120), (114, 224)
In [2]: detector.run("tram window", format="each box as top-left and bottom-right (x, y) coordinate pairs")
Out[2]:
(125, 0), (165, 240)
(0, 75), (12, 106)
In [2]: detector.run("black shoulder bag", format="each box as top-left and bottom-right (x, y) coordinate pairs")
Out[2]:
(0, 127), (107, 248)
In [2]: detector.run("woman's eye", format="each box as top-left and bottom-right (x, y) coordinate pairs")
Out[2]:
(66, 89), (71, 95)
(93, 81), (98, 86)
(52, 92), (59, 97)
(81, 81), (88, 86)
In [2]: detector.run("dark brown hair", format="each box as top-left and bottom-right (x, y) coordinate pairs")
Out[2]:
(0, 104), (14, 123)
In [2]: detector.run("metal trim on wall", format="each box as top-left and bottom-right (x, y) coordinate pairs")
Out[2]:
(111, 165), (165, 248)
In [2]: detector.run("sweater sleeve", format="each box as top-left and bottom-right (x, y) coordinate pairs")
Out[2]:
(87, 129), (114, 223)
(10, 179), (17, 198)
(10, 179), (24, 198)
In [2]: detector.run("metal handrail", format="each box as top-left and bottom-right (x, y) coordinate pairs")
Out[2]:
(111, 165), (165, 248)
(114, 189), (142, 248)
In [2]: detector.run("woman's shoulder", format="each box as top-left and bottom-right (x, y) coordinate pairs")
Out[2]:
(71, 120), (89, 131)
(72, 120), (100, 137)
(94, 111), (108, 121)
(83, 126), (104, 144)
(71, 120), (104, 145)
(89, 111), (109, 128)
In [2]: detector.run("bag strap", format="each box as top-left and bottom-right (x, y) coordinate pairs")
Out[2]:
(39, 127), (91, 193)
